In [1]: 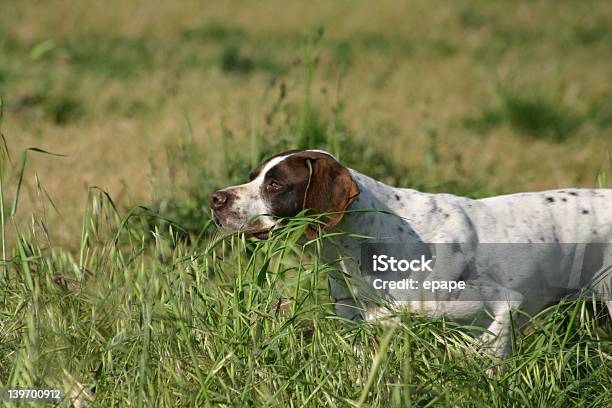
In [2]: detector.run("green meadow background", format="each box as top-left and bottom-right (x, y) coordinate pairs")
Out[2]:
(0, 1), (610, 406)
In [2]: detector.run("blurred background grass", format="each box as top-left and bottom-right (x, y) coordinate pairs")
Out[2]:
(0, 2), (611, 405)
(0, 0), (610, 244)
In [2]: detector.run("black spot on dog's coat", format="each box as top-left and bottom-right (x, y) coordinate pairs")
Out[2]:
(568, 192), (578, 196)
(394, 194), (400, 201)
(546, 197), (555, 203)
(582, 209), (589, 214)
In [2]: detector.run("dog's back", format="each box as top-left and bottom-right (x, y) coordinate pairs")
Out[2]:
(476, 188), (612, 243)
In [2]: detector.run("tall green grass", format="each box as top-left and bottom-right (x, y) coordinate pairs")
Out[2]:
(0, 181), (610, 406)
(0, 93), (610, 406)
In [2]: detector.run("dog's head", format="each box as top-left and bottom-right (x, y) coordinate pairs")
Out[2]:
(209, 150), (359, 239)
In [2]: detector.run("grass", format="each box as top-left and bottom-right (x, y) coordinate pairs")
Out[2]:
(0, 158), (610, 406)
(1, 0), (610, 239)
(463, 85), (584, 142)
(0, 0), (611, 406)
(0, 73), (611, 405)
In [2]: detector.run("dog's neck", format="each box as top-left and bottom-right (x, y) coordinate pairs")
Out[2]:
(334, 170), (425, 243)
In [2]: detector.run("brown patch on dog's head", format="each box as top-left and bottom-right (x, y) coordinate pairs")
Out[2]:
(259, 150), (359, 239)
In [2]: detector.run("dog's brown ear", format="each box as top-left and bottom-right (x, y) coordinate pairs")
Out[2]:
(301, 153), (359, 240)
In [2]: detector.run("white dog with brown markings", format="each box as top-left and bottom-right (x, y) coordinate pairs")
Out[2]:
(210, 149), (612, 358)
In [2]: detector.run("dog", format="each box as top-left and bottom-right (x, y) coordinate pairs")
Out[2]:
(210, 149), (612, 358)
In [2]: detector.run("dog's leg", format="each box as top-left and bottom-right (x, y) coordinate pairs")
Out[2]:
(447, 282), (523, 360)
(398, 281), (523, 360)
(328, 267), (363, 321)
(478, 298), (522, 359)
(591, 272), (611, 319)
(590, 251), (612, 319)
(424, 244), (525, 359)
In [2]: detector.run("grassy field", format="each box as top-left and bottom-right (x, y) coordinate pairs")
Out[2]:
(0, 0), (611, 406)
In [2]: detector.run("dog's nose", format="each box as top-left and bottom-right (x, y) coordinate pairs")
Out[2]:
(210, 191), (229, 209)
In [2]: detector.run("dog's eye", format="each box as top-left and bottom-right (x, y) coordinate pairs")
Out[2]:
(267, 181), (284, 191)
